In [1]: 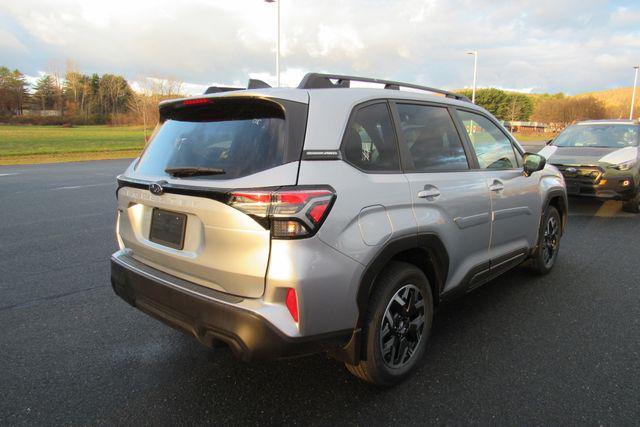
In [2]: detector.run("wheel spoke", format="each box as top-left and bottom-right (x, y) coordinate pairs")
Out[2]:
(382, 335), (396, 357)
(393, 294), (405, 308)
(409, 315), (425, 331)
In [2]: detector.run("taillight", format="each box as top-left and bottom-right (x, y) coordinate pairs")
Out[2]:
(227, 186), (335, 238)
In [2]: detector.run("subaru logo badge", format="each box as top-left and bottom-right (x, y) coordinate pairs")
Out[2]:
(149, 182), (164, 196)
(566, 167), (577, 173)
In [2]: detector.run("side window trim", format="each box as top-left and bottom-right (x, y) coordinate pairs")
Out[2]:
(339, 99), (403, 174)
(388, 100), (475, 173)
(453, 107), (523, 171)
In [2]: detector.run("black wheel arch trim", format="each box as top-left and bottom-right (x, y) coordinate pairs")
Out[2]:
(542, 188), (568, 235)
(331, 232), (449, 364)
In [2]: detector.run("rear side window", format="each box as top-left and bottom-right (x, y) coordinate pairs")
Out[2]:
(456, 110), (520, 169)
(396, 104), (469, 171)
(135, 98), (307, 180)
(342, 103), (400, 172)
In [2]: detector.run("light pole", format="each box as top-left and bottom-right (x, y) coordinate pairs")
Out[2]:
(265, 0), (281, 87)
(630, 66), (639, 120)
(467, 51), (478, 104)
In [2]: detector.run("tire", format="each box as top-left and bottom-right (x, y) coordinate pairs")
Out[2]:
(622, 190), (640, 214)
(529, 205), (561, 275)
(345, 261), (433, 386)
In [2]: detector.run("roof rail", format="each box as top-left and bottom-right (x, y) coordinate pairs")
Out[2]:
(297, 73), (470, 102)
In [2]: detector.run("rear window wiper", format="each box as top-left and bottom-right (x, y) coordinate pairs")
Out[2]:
(165, 166), (226, 177)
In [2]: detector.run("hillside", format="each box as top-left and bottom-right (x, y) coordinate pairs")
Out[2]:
(573, 87), (639, 118)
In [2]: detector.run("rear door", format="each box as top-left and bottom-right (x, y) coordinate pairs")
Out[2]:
(392, 102), (492, 293)
(116, 96), (308, 298)
(455, 109), (542, 264)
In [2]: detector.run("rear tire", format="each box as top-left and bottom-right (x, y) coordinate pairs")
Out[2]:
(529, 205), (561, 275)
(345, 261), (433, 386)
(622, 190), (640, 213)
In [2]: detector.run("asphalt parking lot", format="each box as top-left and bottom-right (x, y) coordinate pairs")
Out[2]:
(1, 159), (639, 425)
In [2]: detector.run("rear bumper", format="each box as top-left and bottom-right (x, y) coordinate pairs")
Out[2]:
(110, 251), (350, 361)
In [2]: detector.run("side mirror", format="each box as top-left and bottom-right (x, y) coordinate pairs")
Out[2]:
(523, 153), (546, 177)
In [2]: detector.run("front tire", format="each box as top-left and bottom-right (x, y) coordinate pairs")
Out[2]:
(529, 205), (561, 275)
(345, 261), (433, 386)
(622, 189), (640, 213)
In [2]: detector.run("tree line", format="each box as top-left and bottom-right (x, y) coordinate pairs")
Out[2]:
(456, 88), (611, 125)
(0, 65), (183, 129)
(0, 64), (624, 128)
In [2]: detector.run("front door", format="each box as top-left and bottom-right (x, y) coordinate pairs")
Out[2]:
(455, 109), (542, 265)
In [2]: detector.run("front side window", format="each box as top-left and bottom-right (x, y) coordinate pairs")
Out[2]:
(457, 110), (519, 169)
(397, 104), (469, 171)
(342, 103), (400, 171)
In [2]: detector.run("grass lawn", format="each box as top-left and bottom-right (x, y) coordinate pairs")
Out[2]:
(0, 125), (147, 165)
(512, 132), (556, 142)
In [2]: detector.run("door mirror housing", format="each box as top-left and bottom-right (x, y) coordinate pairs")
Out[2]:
(523, 153), (546, 176)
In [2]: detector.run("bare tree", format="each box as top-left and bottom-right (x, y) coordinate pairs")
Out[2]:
(130, 75), (184, 137)
(47, 59), (66, 116)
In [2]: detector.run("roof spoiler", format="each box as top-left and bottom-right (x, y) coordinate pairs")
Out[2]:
(297, 73), (470, 102)
(203, 79), (272, 94)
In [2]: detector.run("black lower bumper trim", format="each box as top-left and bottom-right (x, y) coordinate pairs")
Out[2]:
(111, 253), (350, 361)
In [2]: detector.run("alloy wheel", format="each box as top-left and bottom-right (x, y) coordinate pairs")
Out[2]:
(542, 215), (559, 268)
(379, 284), (426, 369)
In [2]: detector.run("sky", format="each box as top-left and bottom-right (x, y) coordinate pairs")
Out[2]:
(1, 0), (639, 95)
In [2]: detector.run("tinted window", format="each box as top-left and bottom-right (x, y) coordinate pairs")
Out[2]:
(397, 104), (469, 171)
(553, 124), (638, 148)
(457, 110), (519, 169)
(135, 98), (306, 180)
(343, 103), (400, 171)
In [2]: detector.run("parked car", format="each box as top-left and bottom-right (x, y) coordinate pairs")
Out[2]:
(111, 73), (568, 386)
(539, 119), (640, 212)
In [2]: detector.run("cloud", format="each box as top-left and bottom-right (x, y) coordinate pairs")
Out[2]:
(0, 0), (639, 94)
(0, 28), (28, 53)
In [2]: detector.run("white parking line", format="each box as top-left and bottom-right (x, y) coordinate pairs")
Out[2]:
(0, 173), (20, 177)
(51, 182), (114, 191)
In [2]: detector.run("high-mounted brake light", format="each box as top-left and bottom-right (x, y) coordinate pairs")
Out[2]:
(227, 187), (335, 238)
(182, 98), (211, 106)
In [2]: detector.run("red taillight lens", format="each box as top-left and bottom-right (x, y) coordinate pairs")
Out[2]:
(227, 187), (335, 238)
(307, 201), (330, 224)
(285, 288), (299, 323)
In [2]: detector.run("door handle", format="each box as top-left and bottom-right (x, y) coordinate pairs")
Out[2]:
(418, 185), (440, 200)
(489, 180), (504, 192)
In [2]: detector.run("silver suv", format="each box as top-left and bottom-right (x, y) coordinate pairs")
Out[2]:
(111, 73), (568, 385)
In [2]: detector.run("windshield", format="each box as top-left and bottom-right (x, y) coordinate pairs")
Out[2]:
(134, 98), (307, 180)
(553, 124), (639, 148)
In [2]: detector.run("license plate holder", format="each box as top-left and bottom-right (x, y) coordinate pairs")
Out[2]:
(149, 208), (187, 250)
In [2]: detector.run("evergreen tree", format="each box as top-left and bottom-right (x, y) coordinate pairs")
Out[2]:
(33, 74), (57, 110)
(0, 67), (30, 115)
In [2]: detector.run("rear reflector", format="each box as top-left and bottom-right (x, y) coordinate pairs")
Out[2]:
(285, 288), (299, 323)
(227, 187), (335, 239)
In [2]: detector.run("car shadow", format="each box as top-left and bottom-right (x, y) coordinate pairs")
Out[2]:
(103, 262), (572, 424)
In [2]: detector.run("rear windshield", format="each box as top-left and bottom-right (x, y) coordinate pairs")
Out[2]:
(135, 97), (308, 180)
(553, 124), (638, 148)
